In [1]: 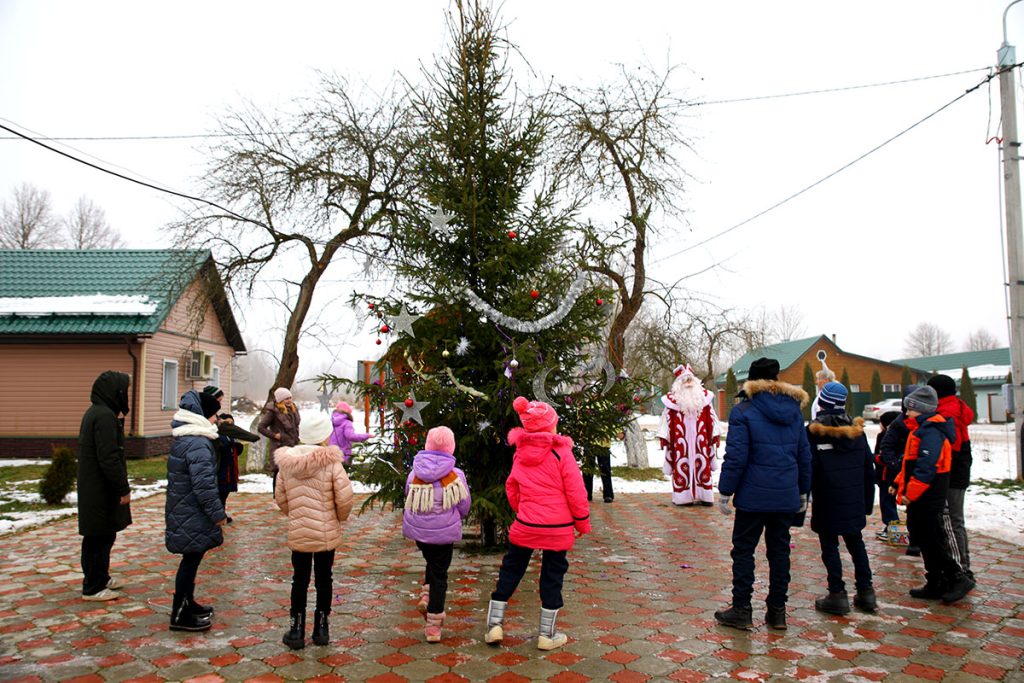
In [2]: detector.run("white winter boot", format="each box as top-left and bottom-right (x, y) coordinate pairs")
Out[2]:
(484, 599), (506, 645)
(537, 607), (568, 650)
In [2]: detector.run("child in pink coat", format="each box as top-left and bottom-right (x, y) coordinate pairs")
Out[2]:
(484, 396), (591, 651)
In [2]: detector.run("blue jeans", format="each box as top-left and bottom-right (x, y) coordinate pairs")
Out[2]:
(818, 531), (873, 593)
(878, 485), (899, 525)
(729, 509), (794, 609)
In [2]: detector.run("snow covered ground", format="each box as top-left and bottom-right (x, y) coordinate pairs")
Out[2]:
(2, 411), (1022, 546)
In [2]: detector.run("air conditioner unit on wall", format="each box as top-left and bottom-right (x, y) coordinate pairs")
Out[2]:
(186, 350), (214, 380)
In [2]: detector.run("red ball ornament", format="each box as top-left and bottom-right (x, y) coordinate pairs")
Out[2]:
(404, 398), (414, 407)
(380, 324), (390, 333)
(596, 298), (604, 306)
(530, 289), (539, 299)
(507, 230), (517, 239)
(375, 338), (382, 345)
(368, 303), (375, 310)
(409, 437), (418, 446)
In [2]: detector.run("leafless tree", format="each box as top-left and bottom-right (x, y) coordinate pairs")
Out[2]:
(0, 183), (60, 249)
(772, 305), (806, 343)
(174, 78), (414, 405)
(904, 322), (953, 357)
(554, 63), (696, 466)
(964, 328), (1001, 351)
(63, 196), (124, 249)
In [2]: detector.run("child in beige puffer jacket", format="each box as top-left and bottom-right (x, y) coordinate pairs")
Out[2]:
(275, 411), (354, 651)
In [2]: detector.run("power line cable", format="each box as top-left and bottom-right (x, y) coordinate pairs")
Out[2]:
(0, 66), (992, 141)
(650, 66), (1016, 265)
(693, 66), (991, 107)
(0, 120), (264, 228)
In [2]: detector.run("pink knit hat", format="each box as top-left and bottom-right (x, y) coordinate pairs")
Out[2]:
(425, 426), (455, 454)
(273, 387), (292, 402)
(512, 396), (558, 433)
(334, 401), (353, 414)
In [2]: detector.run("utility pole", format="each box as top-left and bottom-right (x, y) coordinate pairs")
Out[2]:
(999, 0), (1023, 481)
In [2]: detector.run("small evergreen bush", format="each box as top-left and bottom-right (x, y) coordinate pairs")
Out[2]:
(39, 446), (77, 505)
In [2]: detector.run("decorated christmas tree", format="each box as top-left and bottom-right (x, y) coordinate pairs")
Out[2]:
(339, 2), (637, 546)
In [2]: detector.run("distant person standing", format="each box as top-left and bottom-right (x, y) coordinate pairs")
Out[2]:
(658, 364), (720, 506)
(77, 371), (133, 601)
(715, 357), (811, 631)
(328, 401), (373, 467)
(809, 361), (836, 421)
(258, 388), (301, 492)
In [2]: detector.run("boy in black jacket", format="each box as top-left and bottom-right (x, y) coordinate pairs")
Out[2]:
(808, 382), (876, 615)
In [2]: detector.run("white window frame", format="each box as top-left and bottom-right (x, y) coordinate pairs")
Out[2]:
(850, 384), (861, 392)
(883, 383), (901, 393)
(211, 365), (221, 389)
(162, 359), (179, 410)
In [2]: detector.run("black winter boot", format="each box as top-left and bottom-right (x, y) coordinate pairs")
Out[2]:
(170, 594), (212, 632)
(941, 574), (975, 604)
(311, 610), (330, 646)
(853, 587), (877, 612)
(714, 604), (753, 630)
(909, 574), (945, 600)
(188, 593), (214, 618)
(282, 611), (306, 650)
(815, 591), (851, 616)
(765, 605), (787, 630)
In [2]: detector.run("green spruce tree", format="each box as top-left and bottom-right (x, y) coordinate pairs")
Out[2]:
(870, 370), (883, 402)
(723, 368), (738, 420)
(960, 367), (977, 421)
(802, 362), (816, 421)
(840, 368), (852, 416)
(346, 2), (633, 546)
(901, 364), (914, 389)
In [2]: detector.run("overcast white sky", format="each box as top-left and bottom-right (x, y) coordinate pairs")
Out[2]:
(1, 1), (1022, 380)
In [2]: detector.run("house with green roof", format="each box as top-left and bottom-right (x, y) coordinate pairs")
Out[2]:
(892, 348), (1011, 423)
(0, 249), (246, 457)
(717, 335), (927, 417)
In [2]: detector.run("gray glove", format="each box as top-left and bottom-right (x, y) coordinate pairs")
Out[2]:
(718, 494), (733, 516)
(798, 493), (808, 513)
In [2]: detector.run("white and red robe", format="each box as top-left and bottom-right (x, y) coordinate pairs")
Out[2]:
(658, 390), (720, 505)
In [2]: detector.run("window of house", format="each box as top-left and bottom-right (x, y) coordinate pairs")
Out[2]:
(849, 384), (861, 392)
(162, 360), (179, 410)
(211, 366), (221, 389)
(883, 383), (901, 392)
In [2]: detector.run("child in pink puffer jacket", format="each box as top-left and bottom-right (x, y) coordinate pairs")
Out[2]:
(328, 401), (372, 465)
(484, 396), (590, 651)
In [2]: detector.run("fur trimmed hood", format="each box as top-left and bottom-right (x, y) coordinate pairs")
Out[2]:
(809, 416), (865, 440)
(742, 379), (809, 407)
(275, 444), (345, 479)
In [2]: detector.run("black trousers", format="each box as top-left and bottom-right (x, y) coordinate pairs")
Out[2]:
(174, 551), (206, 597)
(416, 541), (454, 614)
(907, 494), (961, 585)
(491, 543), (569, 610)
(730, 509), (794, 609)
(81, 533), (116, 596)
(818, 531), (873, 593)
(291, 549), (335, 614)
(583, 448), (614, 501)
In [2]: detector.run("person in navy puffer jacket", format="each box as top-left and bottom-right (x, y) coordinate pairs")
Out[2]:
(165, 390), (227, 632)
(715, 357), (811, 632)
(402, 426), (471, 644)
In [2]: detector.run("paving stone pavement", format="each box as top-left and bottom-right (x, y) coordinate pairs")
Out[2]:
(1, 492), (1023, 683)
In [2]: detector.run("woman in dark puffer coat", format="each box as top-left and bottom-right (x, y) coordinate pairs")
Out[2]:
(165, 390), (227, 632)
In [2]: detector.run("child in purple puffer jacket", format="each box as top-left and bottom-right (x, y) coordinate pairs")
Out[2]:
(328, 402), (372, 465)
(402, 426), (471, 643)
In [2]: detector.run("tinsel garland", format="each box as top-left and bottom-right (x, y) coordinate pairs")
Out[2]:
(463, 271), (588, 332)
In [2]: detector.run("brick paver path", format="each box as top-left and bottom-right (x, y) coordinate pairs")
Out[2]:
(1, 493), (1022, 682)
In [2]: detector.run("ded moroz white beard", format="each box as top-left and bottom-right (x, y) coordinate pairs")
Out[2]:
(672, 376), (706, 418)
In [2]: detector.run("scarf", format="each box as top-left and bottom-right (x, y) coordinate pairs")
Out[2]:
(171, 409), (219, 439)
(405, 471), (468, 513)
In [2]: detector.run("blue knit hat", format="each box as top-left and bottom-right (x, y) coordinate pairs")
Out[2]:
(817, 381), (848, 411)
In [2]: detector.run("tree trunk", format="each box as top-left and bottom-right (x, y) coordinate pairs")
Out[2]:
(264, 264), (326, 406)
(246, 416), (268, 473)
(481, 517), (497, 548)
(623, 419), (647, 468)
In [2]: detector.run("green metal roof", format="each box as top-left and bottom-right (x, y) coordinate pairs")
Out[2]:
(0, 250), (244, 351)
(717, 335), (825, 384)
(890, 348), (1010, 373)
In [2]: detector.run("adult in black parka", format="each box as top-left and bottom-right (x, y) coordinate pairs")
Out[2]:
(77, 370), (132, 600)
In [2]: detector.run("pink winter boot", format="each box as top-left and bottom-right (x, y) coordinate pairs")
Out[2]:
(417, 584), (430, 616)
(424, 611), (445, 643)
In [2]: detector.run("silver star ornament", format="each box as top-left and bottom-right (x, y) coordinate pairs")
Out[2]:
(394, 391), (430, 425)
(390, 304), (421, 338)
(427, 207), (455, 235)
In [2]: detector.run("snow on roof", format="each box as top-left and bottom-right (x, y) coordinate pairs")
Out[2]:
(0, 294), (159, 317)
(935, 364), (1012, 383)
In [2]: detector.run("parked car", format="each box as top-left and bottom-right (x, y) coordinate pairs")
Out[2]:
(862, 398), (903, 422)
